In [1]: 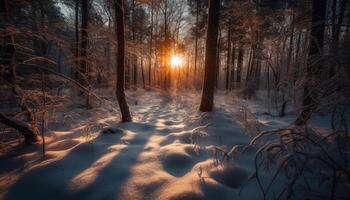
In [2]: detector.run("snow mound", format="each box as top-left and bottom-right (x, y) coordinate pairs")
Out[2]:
(209, 165), (249, 188)
(159, 144), (195, 177)
(101, 127), (124, 135)
(163, 131), (193, 145)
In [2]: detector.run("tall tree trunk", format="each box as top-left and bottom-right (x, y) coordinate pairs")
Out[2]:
(194, 0), (199, 87)
(199, 0), (221, 112)
(286, 15), (294, 74)
(245, 46), (253, 85)
(81, 0), (90, 107)
(294, 0), (327, 125)
(215, 27), (221, 89)
(230, 43), (236, 89)
(114, 0), (132, 122)
(126, 57), (130, 89)
(133, 58), (138, 89)
(280, 14), (295, 117)
(330, 0), (348, 76)
(148, 0), (154, 89)
(236, 46), (243, 87)
(131, 0), (137, 90)
(75, 0), (79, 79)
(141, 58), (146, 89)
(225, 24), (231, 91)
(293, 30), (302, 83)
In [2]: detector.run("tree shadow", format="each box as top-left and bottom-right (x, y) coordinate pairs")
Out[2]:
(5, 122), (155, 200)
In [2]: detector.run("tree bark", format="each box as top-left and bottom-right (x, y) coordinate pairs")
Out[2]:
(131, 0), (137, 90)
(114, 0), (132, 122)
(280, 14), (295, 117)
(294, 0), (327, 125)
(225, 24), (231, 91)
(230, 43), (236, 89)
(194, 0), (199, 87)
(236, 46), (243, 87)
(81, 0), (90, 108)
(199, 0), (221, 112)
(148, 0), (154, 89)
(75, 0), (79, 79)
(141, 58), (146, 89)
(215, 27), (221, 89)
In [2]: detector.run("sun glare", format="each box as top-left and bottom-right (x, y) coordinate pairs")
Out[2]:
(170, 55), (183, 68)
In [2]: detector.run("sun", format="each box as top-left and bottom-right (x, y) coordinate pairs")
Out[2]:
(170, 55), (183, 68)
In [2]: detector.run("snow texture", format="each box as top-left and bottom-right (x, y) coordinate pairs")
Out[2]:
(0, 91), (336, 200)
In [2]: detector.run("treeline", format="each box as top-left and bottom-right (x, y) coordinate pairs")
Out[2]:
(204, 0), (350, 127)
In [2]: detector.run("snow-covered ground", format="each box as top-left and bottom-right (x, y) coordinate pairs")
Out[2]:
(0, 90), (345, 199)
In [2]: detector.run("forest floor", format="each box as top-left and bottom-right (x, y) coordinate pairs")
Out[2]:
(0, 90), (336, 200)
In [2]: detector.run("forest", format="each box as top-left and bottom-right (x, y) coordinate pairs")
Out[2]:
(0, 0), (350, 199)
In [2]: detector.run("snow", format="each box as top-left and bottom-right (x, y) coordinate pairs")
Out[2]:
(0, 90), (344, 199)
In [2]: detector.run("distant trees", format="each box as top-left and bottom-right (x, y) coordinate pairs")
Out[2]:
(200, 0), (221, 112)
(1, 0), (349, 143)
(187, 0), (207, 87)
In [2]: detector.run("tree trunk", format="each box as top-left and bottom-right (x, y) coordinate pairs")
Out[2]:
(245, 46), (253, 85)
(293, 30), (302, 83)
(131, 0), (137, 90)
(215, 27), (221, 89)
(126, 57), (130, 89)
(148, 0), (154, 89)
(294, 0), (327, 125)
(280, 14), (295, 117)
(330, 0), (348, 76)
(81, 0), (90, 108)
(141, 58), (146, 89)
(199, 0), (220, 112)
(225, 24), (231, 91)
(133, 58), (138, 89)
(194, 0), (199, 87)
(114, 0), (132, 122)
(75, 0), (79, 79)
(236, 46), (243, 87)
(230, 43), (236, 89)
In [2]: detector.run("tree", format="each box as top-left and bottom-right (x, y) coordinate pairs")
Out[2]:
(199, 0), (221, 112)
(75, 0), (79, 79)
(0, 0), (39, 144)
(148, 0), (154, 89)
(80, 0), (91, 108)
(225, 19), (232, 91)
(294, 0), (327, 125)
(114, 0), (132, 122)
